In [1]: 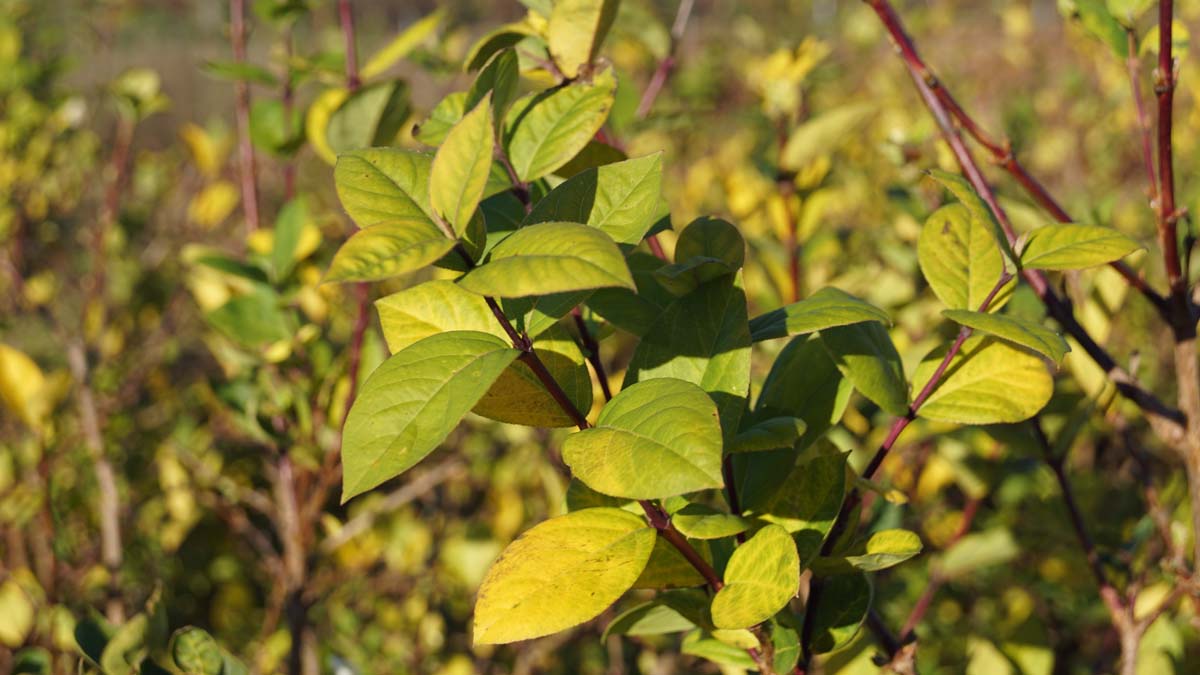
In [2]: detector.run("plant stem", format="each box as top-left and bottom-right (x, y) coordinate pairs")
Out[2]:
(863, 0), (1185, 446)
(230, 0), (260, 234)
(1127, 29), (1158, 204)
(863, 0), (1169, 317)
(572, 307), (613, 401)
(635, 0), (694, 119)
(1155, 0), (1181, 295)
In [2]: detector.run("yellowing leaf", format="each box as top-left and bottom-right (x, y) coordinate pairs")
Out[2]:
(710, 524), (799, 629)
(506, 69), (616, 181)
(187, 181), (239, 229)
(324, 219), (454, 283)
(430, 94), (494, 235)
(0, 344), (49, 431)
(547, 0), (620, 78)
(563, 378), (724, 499)
(472, 324), (593, 428)
(1019, 224), (1142, 271)
(473, 508), (655, 644)
(912, 336), (1053, 424)
(361, 10), (444, 80)
(306, 88), (349, 165)
(919, 204), (1014, 311)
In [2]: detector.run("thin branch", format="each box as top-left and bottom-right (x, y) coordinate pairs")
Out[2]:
(635, 0), (694, 119)
(1126, 29), (1158, 204)
(864, 0), (1169, 316)
(230, 0), (261, 233)
(1155, 0), (1182, 295)
(864, 0), (1185, 446)
(572, 307), (613, 401)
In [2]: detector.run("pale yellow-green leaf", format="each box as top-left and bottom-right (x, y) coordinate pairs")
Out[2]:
(472, 323), (592, 428)
(844, 529), (923, 572)
(458, 222), (634, 298)
(306, 88), (349, 165)
(779, 104), (872, 171)
(563, 378), (724, 499)
(473, 508), (656, 644)
(507, 69), (616, 181)
(361, 10), (444, 80)
(377, 280), (498, 353)
(324, 219), (453, 283)
(633, 535), (709, 589)
(912, 336), (1053, 424)
(0, 343), (49, 431)
(547, 0), (619, 78)
(919, 204), (1013, 311)
(710, 524), (799, 629)
(1019, 224), (1143, 271)
(430, 94), (494, 236)
(942, 309), (1071, 363)
(0, 578), (34, 647)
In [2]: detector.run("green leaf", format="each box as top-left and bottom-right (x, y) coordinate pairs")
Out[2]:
(603, 599), (698, 640)
(201, 60), (278, 85)
(742, 451), (846, 564)
(547, 0), (620, 78)
(844, 529), (923, 572)
(458, 222), (634, 297)
(169, 627), (223, 675)
(563, 378), (723, 499)
(466, 49), (519, 124)
(464, 22), (536, 72)
(710, 524), (799, 629)
(249, 99), (303, 156)
(753, 335), (852, 451)
(653, 218), (745, 296)
(1019, 224), (1142, 271)
(431, 94), (494, 235)
(525, 153), (665, 245)
(624, 276), (752, 444)
(672, 504), (751, 540)
(473, 508), (656, 644)
(336, 148), (508, 229)
(820, 322), (908, 417)
(942, 310), (1070, 363)
(326, 81), (411, 154)
(206, 288), (293, 347)
(507, 69), (616, 181)
(927, 169), (1015, 263)
(804, 572), (872, 655)
(750, 287), (890, 342)
(1070, 0), (1128, 57)
(1106, 0), (1154, 26)
(341, 331), (519, 501)
(918, 204), (1014, 311)
(377, 280), (499, 352)
(553, 140), (628, 179)
(938, 528), (1020, 580)
(361, 10), (443, 80)
(416, 91), (466, 146)
(472, 323), (593, 428)
(681, 630), (757, 669)
(324, 220), (454, 283)
(729, 417), (807, 453)
(779, 104), (873, 171)
(588, 251), (673, 336)
(911, 336), (1053, 425)
(99, 590), (167, 675)
(270, 197), (308, 282)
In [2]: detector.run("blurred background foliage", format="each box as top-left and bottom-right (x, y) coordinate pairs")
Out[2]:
(3, 0), (1200, 673)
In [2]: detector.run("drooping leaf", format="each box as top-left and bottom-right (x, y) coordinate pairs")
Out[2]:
(750, 287), (890, 342)
(341, 331), (519, 501)
(563, 378), (724, 499)
(942, 309), (1070, 362)
(324, 220), (453, 283)
(457, 222), (634, 297)
(728, 417), (808, 453)
(507, 69), (616, 181)
(672, 504), (751, 540)
(525, 153), (665, 244)
(779, 104), (873, 171)
(742, 451), (847, 565)
(710, 524), (799, 629)
(624, 276), (752, 443)
(473, 508), (656, 644)
(820, 322), (909, 417)
(919, 204), (1014, 311)
(430, 94), (494, 235)
(804, 572), (872, 655)
(547, 0), (620, 78)
(911, 336), (1053, 424)
(753, 335), (852, 451)
(843, 529), (923, 572)
(1019, 224), (1142, 271)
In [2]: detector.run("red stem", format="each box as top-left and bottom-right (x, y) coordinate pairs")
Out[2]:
(1156, 0), (1183, 296)
(230, 0), (261, 233)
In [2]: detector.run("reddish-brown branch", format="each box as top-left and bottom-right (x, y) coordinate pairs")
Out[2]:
(865, 0), (1169, 316)
(1155, 0), (1182, 295)
(572, 307), (613, 401)
(1127, 30), (1158, 205)
(230, 0), (260, 233)
(635, 0), (694, 119)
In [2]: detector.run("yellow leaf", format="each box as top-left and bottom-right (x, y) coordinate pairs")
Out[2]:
(0, 343), (49, 431)
(188, 181), (239, 229)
